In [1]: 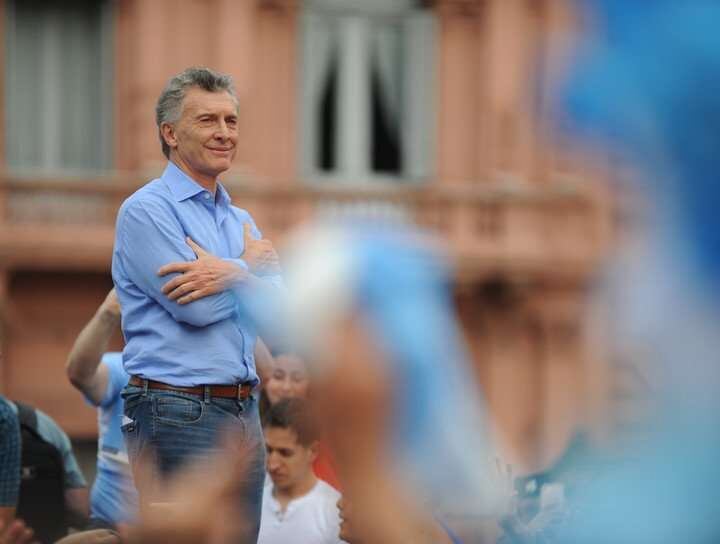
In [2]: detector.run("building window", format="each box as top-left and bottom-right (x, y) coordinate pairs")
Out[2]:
(301, 0), (435, 184)
(4, 0), (113, 174)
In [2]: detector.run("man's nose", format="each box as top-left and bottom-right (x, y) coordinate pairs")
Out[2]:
(215, 120), (230, 139)
(267, 453), (280, 470)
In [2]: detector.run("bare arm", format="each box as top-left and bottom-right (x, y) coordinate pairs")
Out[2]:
(64, 487), (90, 529)
(254, 337), (275, 385)
(65, 289), (121, 405)
(0, 507), (14, 527)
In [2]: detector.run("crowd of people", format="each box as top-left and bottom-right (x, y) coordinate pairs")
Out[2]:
(4, 0), (720, 540)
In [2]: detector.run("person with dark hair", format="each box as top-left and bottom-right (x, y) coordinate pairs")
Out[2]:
(112, 66), (283, 541)
(259, 352), (341, 490)
(258, 399), (345, 544)
(10, 400), (89, 543)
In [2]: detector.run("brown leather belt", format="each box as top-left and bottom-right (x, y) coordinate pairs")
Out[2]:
(129, 376), (252, 400)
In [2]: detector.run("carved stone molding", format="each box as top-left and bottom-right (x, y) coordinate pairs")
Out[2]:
(257, 0), (299, 13)
(435, 0), (484, 19)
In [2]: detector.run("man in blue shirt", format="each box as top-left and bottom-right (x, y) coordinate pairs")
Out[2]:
(112, 66), (282, 542)
(66, 288), (137, 529)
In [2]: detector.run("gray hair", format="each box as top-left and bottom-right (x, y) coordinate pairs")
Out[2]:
(155, 67), (239, 159)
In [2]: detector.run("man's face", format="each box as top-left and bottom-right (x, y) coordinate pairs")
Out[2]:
(164, 87), (239, 183)
(265, 427), (317, 493)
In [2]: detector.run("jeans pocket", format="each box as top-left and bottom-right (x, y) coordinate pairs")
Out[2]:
(120, 415), (139, 464)
(153, 394), (204, 427)
(122, 391), (145, 416)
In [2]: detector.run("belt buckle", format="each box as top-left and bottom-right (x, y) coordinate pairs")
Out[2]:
(237, 383), (251, 401)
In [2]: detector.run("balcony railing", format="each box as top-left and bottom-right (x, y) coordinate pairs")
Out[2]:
(0, 174), (610, 282)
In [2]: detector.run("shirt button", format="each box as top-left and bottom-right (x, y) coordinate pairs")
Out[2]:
(204, 193), (211, 200)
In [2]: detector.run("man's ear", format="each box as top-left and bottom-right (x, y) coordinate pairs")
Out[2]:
(309, 440), (320, 463)
(160, 122), (178, 151)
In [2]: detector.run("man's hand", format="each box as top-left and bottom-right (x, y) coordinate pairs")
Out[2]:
(0, 519), (35, 544)
(158, 238), (248, 305)
(55, 530), (120, 544)
(241, 224), (280, 275)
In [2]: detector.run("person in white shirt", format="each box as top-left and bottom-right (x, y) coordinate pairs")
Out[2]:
(258, 399), (345, 544)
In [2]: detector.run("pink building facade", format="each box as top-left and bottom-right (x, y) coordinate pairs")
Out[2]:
(0, 0), (615, 473)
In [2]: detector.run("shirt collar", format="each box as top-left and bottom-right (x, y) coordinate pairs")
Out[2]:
(162, 161), (213, 202)
(215, 181), (232, 208)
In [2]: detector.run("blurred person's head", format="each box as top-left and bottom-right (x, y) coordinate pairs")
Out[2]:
(263, 399), (319, 496)
(155, 67), (239, 185)
(265, 353), (310, 405)
(276, 224), (505, 540)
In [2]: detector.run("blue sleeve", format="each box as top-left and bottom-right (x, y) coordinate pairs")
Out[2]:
(0, 397), (20, 506)
(117, 198), (239, 327)
(98, 353), (129, 409)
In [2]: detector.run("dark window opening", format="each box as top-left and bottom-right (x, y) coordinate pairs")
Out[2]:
(370, 64), (402, 174)
(317, 55), (338, 172)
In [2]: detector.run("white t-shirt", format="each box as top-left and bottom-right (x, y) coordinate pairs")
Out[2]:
(258, 479), (346, 544)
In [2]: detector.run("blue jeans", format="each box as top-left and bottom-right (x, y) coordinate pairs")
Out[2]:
(120, 384), (266, 542)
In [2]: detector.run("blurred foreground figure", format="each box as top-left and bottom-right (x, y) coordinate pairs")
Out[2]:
(525, 1), (720, 542)
(281, 225), (503, 543)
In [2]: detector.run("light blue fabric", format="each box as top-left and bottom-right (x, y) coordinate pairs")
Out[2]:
(554, 1), (720, 542)
(83, 353), (136, 524)
(561, 0), (720, 293)
(283, 225), (499, 515)
(112, 161), (283, 386)
(94, 354), (129, 456)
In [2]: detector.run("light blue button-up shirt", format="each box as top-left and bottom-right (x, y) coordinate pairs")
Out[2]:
(112, 161), (282, 386)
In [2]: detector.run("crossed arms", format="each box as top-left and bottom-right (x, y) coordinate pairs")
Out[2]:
(115, 198), (281, 328)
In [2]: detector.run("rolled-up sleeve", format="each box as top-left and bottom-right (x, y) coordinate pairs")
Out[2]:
(0, 398), (21, 507)
(117, 198), (239, 327)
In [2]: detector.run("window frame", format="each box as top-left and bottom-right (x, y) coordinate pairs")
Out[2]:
(3, 0), (115, 176)
(299, 1), (436, 186)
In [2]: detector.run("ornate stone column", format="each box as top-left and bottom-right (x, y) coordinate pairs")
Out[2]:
(435, 0), (485, 183)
